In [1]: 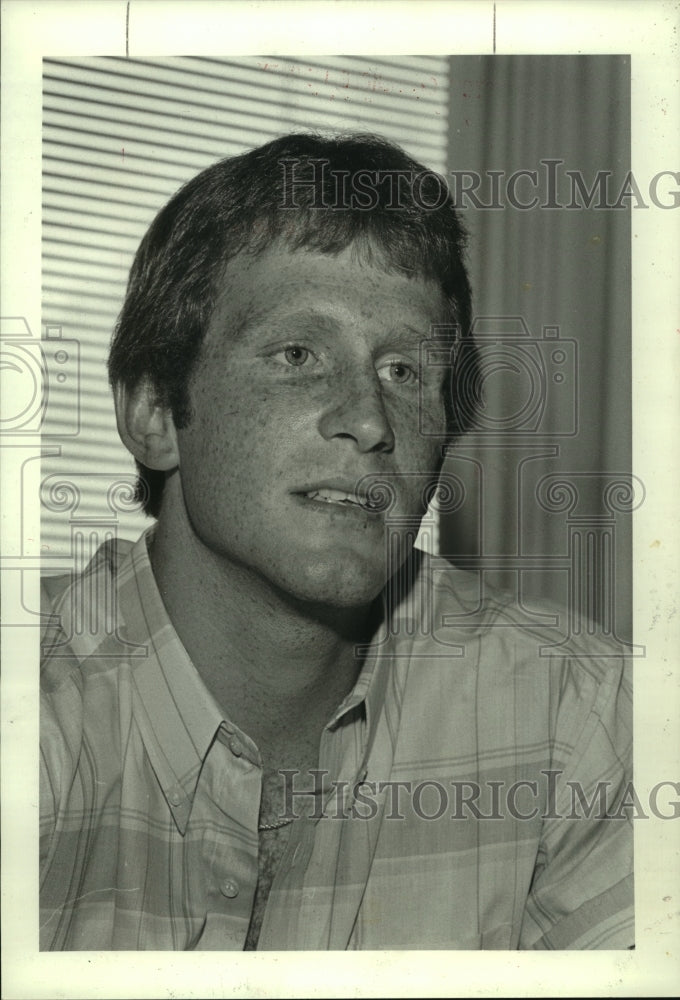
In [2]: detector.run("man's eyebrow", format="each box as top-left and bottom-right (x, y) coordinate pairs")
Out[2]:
(226, 310), (436, 345)
(384, 323), (431, 347)
(232, 309), (344, 340)
(373, 323), (445, 357)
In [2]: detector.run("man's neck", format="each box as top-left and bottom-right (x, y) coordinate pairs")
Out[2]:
(148, 508), (380, 755)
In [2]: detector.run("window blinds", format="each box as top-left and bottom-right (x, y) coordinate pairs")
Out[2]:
(41, 56), (449, 560)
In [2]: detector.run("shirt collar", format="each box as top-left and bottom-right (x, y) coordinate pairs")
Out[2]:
(117, 529), (226, 832)
(115, 528), (389, 832)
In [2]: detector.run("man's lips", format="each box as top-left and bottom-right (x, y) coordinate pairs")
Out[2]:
(291, 480), (384, 512)
(304, 487), (367, 508)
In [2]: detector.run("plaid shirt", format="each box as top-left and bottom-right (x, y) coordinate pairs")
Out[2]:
(40, 530), (633, 950)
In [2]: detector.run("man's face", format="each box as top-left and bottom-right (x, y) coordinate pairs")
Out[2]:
(175, 243), (449, 609)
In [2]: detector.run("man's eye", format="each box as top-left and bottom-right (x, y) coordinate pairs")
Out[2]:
(282, 345), (310, 367)
(378, 360), (418, 385)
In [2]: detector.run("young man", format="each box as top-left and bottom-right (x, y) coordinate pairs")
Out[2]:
(40, 133), (633, 950)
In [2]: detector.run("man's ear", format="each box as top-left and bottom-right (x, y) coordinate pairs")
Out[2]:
(114, 380), (179, 471)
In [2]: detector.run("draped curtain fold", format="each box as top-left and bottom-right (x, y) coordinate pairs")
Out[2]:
(442, 55), (632, 642)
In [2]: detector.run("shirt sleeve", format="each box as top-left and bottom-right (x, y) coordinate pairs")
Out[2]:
(519, 655), (634, 949)
(39, 633), (86, 951)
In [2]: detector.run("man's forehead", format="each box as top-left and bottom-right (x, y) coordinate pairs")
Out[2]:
(208, 244), (448, 337)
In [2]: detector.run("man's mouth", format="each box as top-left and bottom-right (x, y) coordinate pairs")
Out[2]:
(294, 482), (387, 514)
(303, 488), (368, 508)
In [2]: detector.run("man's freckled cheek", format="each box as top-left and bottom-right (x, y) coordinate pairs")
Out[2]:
(417, 393), (447, 436)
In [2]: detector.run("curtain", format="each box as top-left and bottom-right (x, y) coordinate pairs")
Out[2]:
(442, 56), (633, 644)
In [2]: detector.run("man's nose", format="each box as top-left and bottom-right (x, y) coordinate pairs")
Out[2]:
(317, 373), (396, 453)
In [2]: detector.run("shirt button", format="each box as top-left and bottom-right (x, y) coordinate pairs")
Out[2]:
(228, 736), (243, 757)
(220, 878), (240, 899)
(169, 787), (182, 806)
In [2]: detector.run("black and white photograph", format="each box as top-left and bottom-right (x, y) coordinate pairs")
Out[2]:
(1, 1), (678, 996)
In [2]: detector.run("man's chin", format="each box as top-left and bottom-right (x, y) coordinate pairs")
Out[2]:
(281, 544), (416, 613)
(298, 568), (387, 611)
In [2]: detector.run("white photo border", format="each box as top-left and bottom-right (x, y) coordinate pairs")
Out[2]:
(1, 1), (678, 996)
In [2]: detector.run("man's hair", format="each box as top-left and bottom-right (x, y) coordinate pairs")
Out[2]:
(108, 131), (480, 517)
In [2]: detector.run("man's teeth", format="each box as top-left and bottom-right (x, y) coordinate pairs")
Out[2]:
(306, 489), (363, 506)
